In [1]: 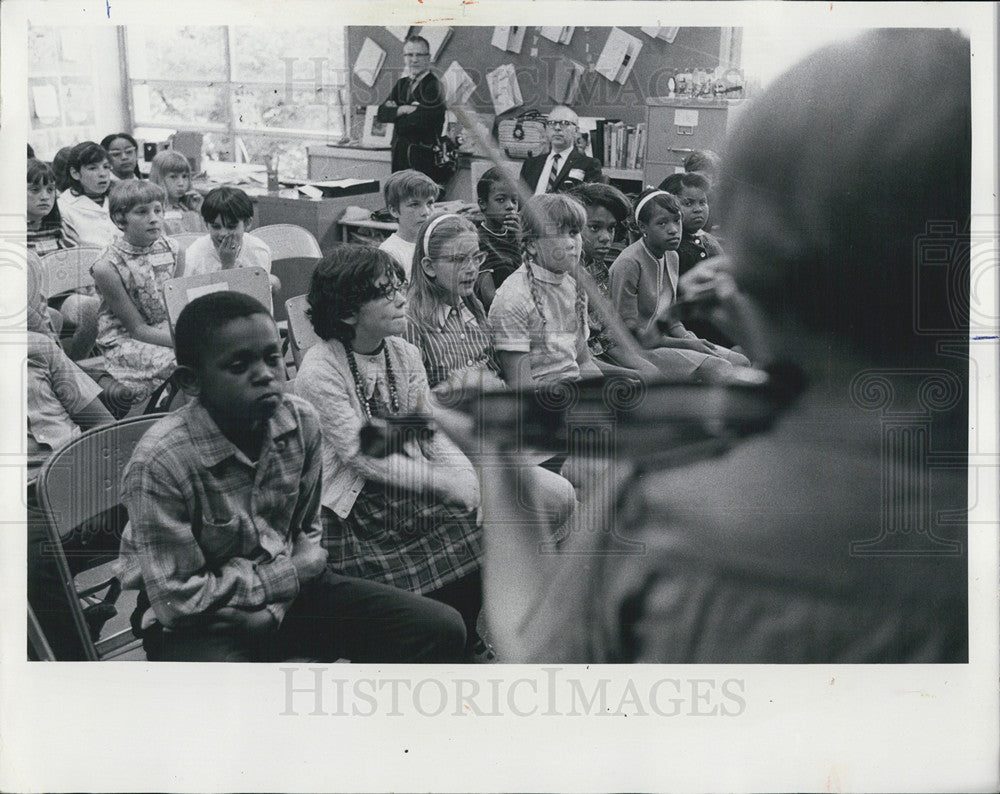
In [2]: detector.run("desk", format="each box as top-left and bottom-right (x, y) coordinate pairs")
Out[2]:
(337, 201), (481, 244)
(308, 146), (392, 184)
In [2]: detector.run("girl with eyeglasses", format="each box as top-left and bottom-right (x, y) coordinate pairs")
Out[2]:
(101, 133), (142, 181)
(294, 244), (487, 660)
(405, 213), (505, 396)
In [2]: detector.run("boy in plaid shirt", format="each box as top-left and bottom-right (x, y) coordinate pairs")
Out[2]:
(116, 291), (465, 662)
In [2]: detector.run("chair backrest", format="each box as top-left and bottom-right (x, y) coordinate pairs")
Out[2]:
(285, 294), (321, 367)
(39, 246), (104, 298)
(36, 414), (165, 661)
(253, 224), (322, 260)
(161, 266), (274, 335)
(169, 232), (204, 253)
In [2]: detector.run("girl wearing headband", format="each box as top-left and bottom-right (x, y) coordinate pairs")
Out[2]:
(405, 213), (504, 394)
(609, 187), (748, 379)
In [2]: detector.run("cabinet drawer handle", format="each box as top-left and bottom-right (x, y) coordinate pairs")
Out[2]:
(667, 147), (696, 155)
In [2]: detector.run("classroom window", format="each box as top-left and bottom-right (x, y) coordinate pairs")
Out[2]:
(125, 25), (348, 179)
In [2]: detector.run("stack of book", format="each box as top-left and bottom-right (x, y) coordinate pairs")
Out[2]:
(591, 120), (646, 170)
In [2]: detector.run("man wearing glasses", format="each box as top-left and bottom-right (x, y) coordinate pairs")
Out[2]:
(520, 105), (603, 195)
(377, 35), (447, 176)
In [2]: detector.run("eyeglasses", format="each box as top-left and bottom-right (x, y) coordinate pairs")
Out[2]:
(107, 147), (137, 157)
(403, 50), (430, 58)
(373, 280), (409, 300)
(545, 119), (577, 129)
(442, 250), (488, 267)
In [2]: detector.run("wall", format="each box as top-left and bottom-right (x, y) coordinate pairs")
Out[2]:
(347, 26), (725, 137)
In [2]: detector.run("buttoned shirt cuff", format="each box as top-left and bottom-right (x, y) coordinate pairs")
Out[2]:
(256, 555), (301, 604)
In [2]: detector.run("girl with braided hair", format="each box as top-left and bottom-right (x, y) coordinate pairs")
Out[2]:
(488, 193), (635, 387)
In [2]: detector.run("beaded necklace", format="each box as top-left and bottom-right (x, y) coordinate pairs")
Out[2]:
(346, 343), (400, 421)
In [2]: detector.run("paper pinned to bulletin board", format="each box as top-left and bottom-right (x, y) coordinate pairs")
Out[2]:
(385, 26), (410, 42)
(491, 26), (526, 54)
(595, 27), (643, 85)
(441, 60), (477, 106)
(640, 26), (680, 43)
(418, 26), (453, 62)
(352, 37), (386, 88)
(486, 63), (523, 115)
(539, 27), (574, 45)
(548, 56), (585, 105)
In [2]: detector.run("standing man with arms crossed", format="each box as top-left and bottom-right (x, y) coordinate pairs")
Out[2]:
(377, 35), (447, 177)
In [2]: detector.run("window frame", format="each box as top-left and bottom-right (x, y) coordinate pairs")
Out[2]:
(122, 26), (350, 162)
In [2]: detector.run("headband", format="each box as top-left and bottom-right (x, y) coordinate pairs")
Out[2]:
(634, 190), (670, 222)
(422, 213), (461, 249)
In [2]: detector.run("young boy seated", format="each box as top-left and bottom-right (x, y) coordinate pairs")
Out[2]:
(659, 172), (724, 278)
(183, 186), (281, 293)
(378, 169), (437, 279)
(114, 291), (466, 662)
(26, 330), (119, 659)
(474, 167), (522, 309)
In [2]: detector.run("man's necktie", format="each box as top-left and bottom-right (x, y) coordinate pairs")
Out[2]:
(547, 152), (562, 193)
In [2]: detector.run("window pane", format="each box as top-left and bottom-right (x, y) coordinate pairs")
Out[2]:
(231, 27), (347, 84)
(126, 27), (227, 80)
(132, 83), (228, 127)
(237, 134), (331, 181)
(233, 84), (345, 135)
(29, 26), (92, 73)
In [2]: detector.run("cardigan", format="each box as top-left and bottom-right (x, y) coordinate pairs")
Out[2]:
(608, 239), (681, 335)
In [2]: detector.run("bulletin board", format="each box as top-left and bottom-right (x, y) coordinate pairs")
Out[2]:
(346, 25), (727, 137)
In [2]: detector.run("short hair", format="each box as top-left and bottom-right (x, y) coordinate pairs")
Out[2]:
(108, 179), (166, 225)
(521, 193), (587, 246)
(567, 182), (632, 223)
(683, 149), (721, 177)
(383, 169), (438, 211)
(27, 143), (35, 159)
(307, 245), (404, 343)
(65, 141), (109, 195)
(175, 291), (273, 369)
(149, 150), (191, 186)
(633, 187), (681, 225)
(659, 171), (711, 196)
(200, 186), (254, 225)
(717, 28), (970, 360)
(51, 146), (74, 192)
(404, 34), (430, 52)
(476, 167), (519, 205)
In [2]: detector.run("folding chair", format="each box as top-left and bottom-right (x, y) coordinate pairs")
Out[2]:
(254, 225), (322, 324)
(39, 246), (105, 363)
(161, 265), (275, 336)
(168, 232), (204, 254)
(35, 414), (166, 661)
(252, 224), (322, 261)
(284, 294), (322, 369)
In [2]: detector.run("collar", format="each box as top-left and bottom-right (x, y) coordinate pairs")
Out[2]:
(433, 302), (476, 329)
(527, 259), (568, 285)
(182, 394), (299, 468)
(549, 145), (573, 159)
(640, 239), (666, 263)
(115, 237), (158, 255)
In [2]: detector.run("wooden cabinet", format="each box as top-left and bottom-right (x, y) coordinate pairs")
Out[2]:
(253, 189), (383, 253)
(642, 98), (735, 188)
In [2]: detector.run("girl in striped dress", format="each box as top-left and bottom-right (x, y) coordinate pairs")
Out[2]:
(405, 212), (505, 399)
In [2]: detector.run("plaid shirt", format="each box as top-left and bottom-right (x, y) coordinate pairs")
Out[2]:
(115, 394), (324, 628)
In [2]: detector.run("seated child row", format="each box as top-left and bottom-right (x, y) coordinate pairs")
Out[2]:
(29, 148), (278, 403)
(379, 167), (748, 388)
(30, 181), (747, 661)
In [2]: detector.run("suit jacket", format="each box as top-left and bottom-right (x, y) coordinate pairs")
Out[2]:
(377, 71), (446, 173)
(520, 147), (604, 194)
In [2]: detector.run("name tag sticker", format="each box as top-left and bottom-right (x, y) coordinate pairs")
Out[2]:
(568, 168), (585, 180)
